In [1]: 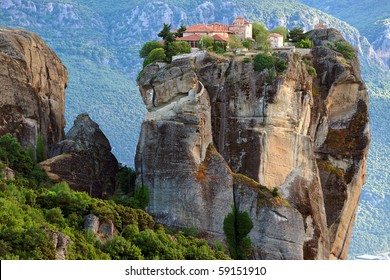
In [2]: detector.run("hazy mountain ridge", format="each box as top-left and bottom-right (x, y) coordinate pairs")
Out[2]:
(0, 0), (388, 258)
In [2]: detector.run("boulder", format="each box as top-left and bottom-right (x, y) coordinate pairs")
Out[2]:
(41, 113), (119, 198)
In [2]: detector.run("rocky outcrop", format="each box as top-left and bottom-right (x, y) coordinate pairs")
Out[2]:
(0, 28), (67, 153)
(136, 28), (369, 260)
(0, 166), (15, 180)
(308, 28), (370, 259)
(44, 228), (72, 260)
(84, 214), (115, 242)
(40, 113), (119, 198)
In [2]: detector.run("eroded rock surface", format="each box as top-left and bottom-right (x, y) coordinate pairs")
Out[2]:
(136, 29), (369, 259)
(0, 28), (67, 153)
(41, 113), (119, 198)
(45, 228), (72, 260)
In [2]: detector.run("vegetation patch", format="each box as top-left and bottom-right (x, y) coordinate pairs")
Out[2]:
(303, 58), (317, 77)
(317, 160), (344, 177)
(0, 134), (229, 260)
(253, 53), (274, 72)
(232, 173), (260, 189)
(327, 41), (355, 60)
(231, 172), (289, 208)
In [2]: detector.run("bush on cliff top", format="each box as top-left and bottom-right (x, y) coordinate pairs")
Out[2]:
(328, 41), (355, 60)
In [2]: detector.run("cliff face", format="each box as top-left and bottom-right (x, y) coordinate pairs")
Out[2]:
(308, 28), (370, 259)
(0, 28), (67, 153)
(136, 29), (369, 260)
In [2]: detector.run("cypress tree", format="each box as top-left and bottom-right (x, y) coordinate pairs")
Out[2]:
(223, 205), (253, 259)
(135, 184), (149, 209)
(36, 133), (46, 163)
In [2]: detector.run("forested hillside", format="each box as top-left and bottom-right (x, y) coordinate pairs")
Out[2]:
(0, 0), (388, 258)
(0, 134), (228, 260)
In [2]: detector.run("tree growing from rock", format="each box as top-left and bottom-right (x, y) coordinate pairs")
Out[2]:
(36, 132), (46, 163)
(223, 205), (253, 259)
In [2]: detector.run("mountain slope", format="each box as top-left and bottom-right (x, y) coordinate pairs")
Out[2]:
(298, 0), (390, 43)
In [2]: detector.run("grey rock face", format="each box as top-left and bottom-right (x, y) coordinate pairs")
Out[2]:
(136, 29), (369, 259)
(41, 113), (119, 198)
(83, 214), (115, 242)
(84, 214), (100, 234)
(309, 29), (370, 260)
(0, 28), (67, 152)
(45, 228), (72, 260)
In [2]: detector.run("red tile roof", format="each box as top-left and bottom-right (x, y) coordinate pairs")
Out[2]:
(185, 23), (229, 33)
(269, 33), (283, 38)
(212, 34), (229, 42)
(185, 24), (214, 33)
(177, 34), (202, 41)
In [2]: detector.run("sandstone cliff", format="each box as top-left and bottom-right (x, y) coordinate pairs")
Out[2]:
(0, 28), (67, 153)
(136, 29), (370, 259)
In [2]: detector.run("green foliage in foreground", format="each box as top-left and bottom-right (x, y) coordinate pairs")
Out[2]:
(0, 135), (229, 260)
(223, 205), (253, 260)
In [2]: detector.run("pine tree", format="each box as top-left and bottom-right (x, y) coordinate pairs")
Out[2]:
(36, 133), (46, 163)
(135, 184), (149, 209)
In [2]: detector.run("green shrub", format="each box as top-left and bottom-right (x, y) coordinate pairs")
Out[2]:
(0, 133), (34, 176)
(166, 41), (191, 60)
(45, 207), (66, 228)
(331, 41), (355, 60)
(253, 53), (274, 72)
(296, 38), (314, 48)
(139, 40), (163, 58)
(143, 47), (166, 67)
(38, 182), (92, 216)
(275, 58), (287, 72)
(266, 69), (276, 83)
(307, 65), (317, 77)
(182, 226), (198, 237)
(272, 187), (280, 197)
(102, 236), (144, 260)
(67, 231), (109, 260)
(243, 57), (251, 63)
(242, 39), (254, 50)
